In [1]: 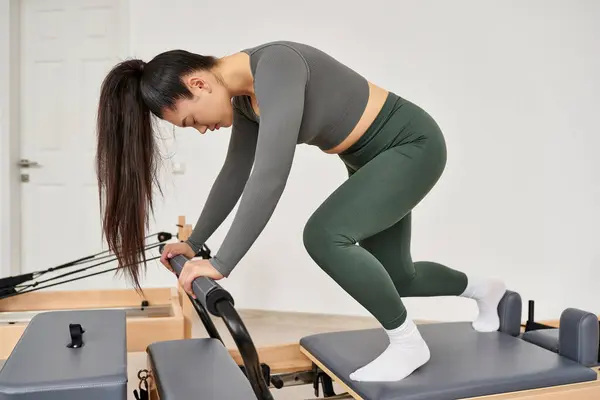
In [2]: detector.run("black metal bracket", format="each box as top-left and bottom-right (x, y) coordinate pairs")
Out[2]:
(215, 300), (273, 400)
(239, 363), (271, 390)
(196, 244), (212, 259)
(312, 363), (336, 397)
(524, 300), (555, 332)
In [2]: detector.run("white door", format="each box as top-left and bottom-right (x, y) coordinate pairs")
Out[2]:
(18, 0), (129, 290)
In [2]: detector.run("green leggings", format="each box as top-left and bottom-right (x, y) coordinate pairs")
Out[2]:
(303, 92), (468, 330)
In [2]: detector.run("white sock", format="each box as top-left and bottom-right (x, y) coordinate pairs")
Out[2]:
(349, 318), (430, 382)
(460, 277), (507, 332)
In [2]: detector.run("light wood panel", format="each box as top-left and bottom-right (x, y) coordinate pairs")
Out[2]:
(468, 368), (600, 399)
(0, 287), (185, 359)
(229, 343), (312, 374)
(302, 346), (600, 400)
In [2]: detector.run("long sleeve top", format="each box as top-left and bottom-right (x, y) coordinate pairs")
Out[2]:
(186, 41), (370, 276)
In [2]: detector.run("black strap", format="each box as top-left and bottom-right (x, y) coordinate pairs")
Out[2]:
(0, 274), (34, 290)
(67, 323), (85, 348)
(0, 287), (16, 297)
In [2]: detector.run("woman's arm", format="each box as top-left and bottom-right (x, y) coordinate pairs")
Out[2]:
(208, 44), (309, 276)
(186, 103), (259, 254)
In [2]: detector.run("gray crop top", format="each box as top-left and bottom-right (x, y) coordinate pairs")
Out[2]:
(186, 40), (370, 276)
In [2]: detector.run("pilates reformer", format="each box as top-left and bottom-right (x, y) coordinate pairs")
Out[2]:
(146, 245), (333, 400)
(143, 248), (600, 400)
(0, 227), (200, 361)
(2, 245), (600, 399)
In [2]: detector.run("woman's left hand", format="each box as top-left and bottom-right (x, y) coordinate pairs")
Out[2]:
(179, 258), (224, 298)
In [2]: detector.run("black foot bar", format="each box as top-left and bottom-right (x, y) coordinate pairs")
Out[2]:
(159, 244), (273, 400)
(524, 300), (558, 332)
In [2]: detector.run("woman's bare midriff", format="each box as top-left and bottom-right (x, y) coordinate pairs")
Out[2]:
(323, 81), (389, 154)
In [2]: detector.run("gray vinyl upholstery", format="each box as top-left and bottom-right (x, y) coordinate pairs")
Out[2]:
(522, 329), (560, 353)
(521, 308), (600, 367)
(559, 308), (599, 367)
(0, 310), (127, 400)
(300, 322), (598, 400)
(497, 290), (522, 336)
(147, 338), (256, 399)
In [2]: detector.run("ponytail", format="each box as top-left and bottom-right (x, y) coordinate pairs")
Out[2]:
(96, 50), (220, 290)
(96, 59), (162, 290)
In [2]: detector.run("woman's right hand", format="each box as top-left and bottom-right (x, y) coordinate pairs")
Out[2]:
(160, 242), (196, 272)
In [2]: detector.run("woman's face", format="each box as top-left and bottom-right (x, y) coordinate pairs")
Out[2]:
(162, 72), (233, 134)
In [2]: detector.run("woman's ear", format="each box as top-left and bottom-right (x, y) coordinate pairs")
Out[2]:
(185, 74), (211, 94)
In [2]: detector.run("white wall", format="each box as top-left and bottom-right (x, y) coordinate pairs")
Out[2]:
(59, 0), (600, 322)
(131, 0), (600, 323)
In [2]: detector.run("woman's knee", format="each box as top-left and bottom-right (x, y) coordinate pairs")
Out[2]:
(302, 213), (352, 262)
(302, 214), (328, 256)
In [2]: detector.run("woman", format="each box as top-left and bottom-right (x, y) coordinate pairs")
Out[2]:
(96, 40), (506, 382)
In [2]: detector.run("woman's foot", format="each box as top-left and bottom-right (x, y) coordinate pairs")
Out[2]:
(460, 278), (507, 332)
(349, 319), (430, 382)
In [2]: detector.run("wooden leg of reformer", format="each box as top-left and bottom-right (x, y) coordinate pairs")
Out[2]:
(175, 217), (198, 339)
(178, 286), (194, 339)
(147, 356), (161, 400)
(177, 215), (186, 240)
(149, 387), (160, 400)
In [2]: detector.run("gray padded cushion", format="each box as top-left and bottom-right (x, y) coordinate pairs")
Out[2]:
(522, 329), (560, 353)
(559, 308), (599, 367)
(300, 322), (598, 400)
(147, 338), (256, 399)
(0, 309), (127, 400)
(498, 290), (522, 337)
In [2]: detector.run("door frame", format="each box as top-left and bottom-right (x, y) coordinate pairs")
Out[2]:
(0, 0), (22, 279)
(0, 0), (131, 279)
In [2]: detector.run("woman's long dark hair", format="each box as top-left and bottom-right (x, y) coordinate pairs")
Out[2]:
(96, 50), (218, 290)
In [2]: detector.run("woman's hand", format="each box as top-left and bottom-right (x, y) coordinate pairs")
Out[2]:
(179, 258), (224, 298)
(160, 242), (196, 271)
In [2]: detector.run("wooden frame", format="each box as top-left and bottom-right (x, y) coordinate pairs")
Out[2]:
(301, 347), (600, 400)
(229, 343), (312, 374)
(0, 286), (187, 359)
